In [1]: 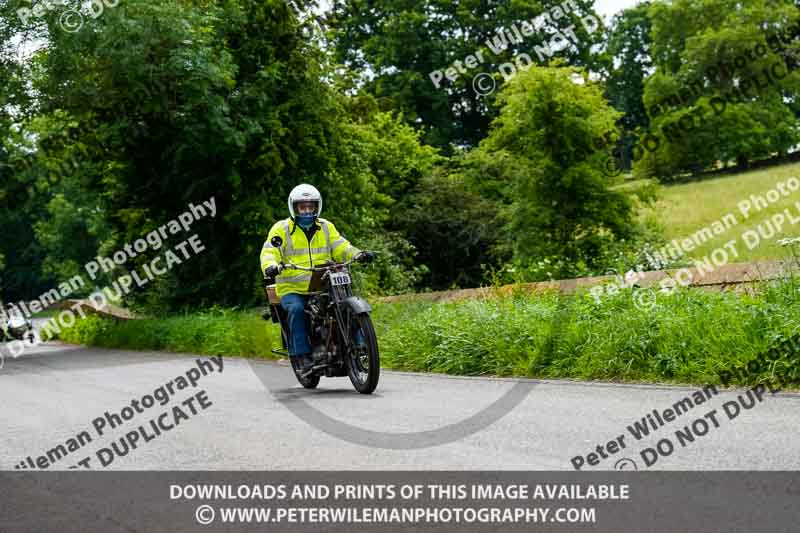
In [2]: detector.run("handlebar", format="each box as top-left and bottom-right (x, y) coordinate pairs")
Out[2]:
(279, 259), (356, 273)
(266, 251), (378, 278)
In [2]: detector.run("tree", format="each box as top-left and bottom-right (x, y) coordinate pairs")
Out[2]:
(0, 141), (57, 302)
(0, 0), (54, 303)
(477, 65), (638, 275)
(393, 169), (504, 289)
(7, 0), (450, 309)
(637, 0), (800, 178)
(14, 0), (378, 309)
(604, 2), (653, 171)
(327, 0), (605, 152)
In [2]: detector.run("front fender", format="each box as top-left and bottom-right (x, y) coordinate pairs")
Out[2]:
(342, 296), (372, 315)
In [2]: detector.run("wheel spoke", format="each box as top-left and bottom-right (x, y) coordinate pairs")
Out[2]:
(349, 322), (368, 384)
(343, 312), (379, 394)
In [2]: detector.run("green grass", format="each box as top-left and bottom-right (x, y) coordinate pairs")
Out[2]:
(45, 308), (275, 358)
(49, 278), (800, 389)
(375, 281), (800, 388)
(31, 309), (59, 319)
(642, 161), (800, 262)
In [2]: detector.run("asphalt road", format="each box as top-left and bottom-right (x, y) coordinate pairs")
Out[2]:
(1, 336), (798, 471)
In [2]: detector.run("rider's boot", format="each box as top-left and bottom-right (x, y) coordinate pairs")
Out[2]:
(296, 353), (315, 374)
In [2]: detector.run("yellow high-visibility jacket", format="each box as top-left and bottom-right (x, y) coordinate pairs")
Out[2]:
(260, 217), (361, 298)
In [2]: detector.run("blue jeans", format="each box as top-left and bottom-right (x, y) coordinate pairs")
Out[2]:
(280, 293), (311, 357)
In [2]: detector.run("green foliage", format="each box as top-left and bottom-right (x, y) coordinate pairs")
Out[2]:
(22, 111), (112, 285)
(391, 170), (505, 289)
(0, 127), (57, 300)
(638, 0), (800, 179)
(351, 231), (429, 296)
(0, 3), (53, 300)
(377, 277), (800, 387)
(342, 102), (444, 204)
(328, 0), (605, 151)
(604, 2), (653, 171)
(3, 0), (444, 309)
(477, 65), (641, 277)
(48, 309), (275, 357)
(2, 0), (797, 313)
(53, 275), (800, 388)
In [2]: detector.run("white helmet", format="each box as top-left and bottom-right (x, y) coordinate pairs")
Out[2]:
(287, 183), (323, 219)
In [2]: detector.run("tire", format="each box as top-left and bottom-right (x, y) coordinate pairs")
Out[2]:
(284, 329), (320, 389)
(291, 357), (320, 389)
(345, 312), (380, 394)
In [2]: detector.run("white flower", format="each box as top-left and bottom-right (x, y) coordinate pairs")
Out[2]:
(778, 237), (800, 247)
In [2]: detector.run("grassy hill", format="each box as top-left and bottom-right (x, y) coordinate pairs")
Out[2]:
(641, 161), (800, 263)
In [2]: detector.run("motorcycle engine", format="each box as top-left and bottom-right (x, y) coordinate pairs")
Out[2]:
(310, 316), (328, 362)
(312, 343), (327, 363)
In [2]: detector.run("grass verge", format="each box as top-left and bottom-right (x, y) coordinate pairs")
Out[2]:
(45, 308), (275, 358)
(46, 278), (800, 389)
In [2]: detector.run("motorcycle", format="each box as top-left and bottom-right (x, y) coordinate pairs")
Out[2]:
(263, 237), (380, 394)
(2, 313), (35, 344)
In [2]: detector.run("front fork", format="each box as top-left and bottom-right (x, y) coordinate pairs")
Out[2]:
(332, 304), (353, 353)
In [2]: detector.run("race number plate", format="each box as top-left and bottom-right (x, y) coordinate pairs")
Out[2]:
(330, 272), (351, 286)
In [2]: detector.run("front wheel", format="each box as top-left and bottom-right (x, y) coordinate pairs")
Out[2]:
(345, 312), (380, 394)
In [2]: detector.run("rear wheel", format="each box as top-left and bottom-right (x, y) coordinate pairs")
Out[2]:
(345, 312), (380, 394)
(291, 357), (320, 389)
(283, 328), (319, 389)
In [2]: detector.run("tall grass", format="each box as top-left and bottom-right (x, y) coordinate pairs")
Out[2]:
(49, 308), (275, 358)
(50, 279), (800, 388)
(373, 279), (800, 387)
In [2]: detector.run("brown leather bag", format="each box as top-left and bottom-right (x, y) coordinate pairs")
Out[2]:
(265, 285), (281, 305)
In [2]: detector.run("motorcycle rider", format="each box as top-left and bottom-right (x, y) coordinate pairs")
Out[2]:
(260, 184), (375, 372)
(3, 303), (32, 342)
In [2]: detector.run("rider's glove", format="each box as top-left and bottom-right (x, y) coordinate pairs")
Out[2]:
(355, 251), (376, 264)
(264, 265), (281, 278)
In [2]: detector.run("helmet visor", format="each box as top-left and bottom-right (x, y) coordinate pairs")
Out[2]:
(294, 200), (319, 216)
